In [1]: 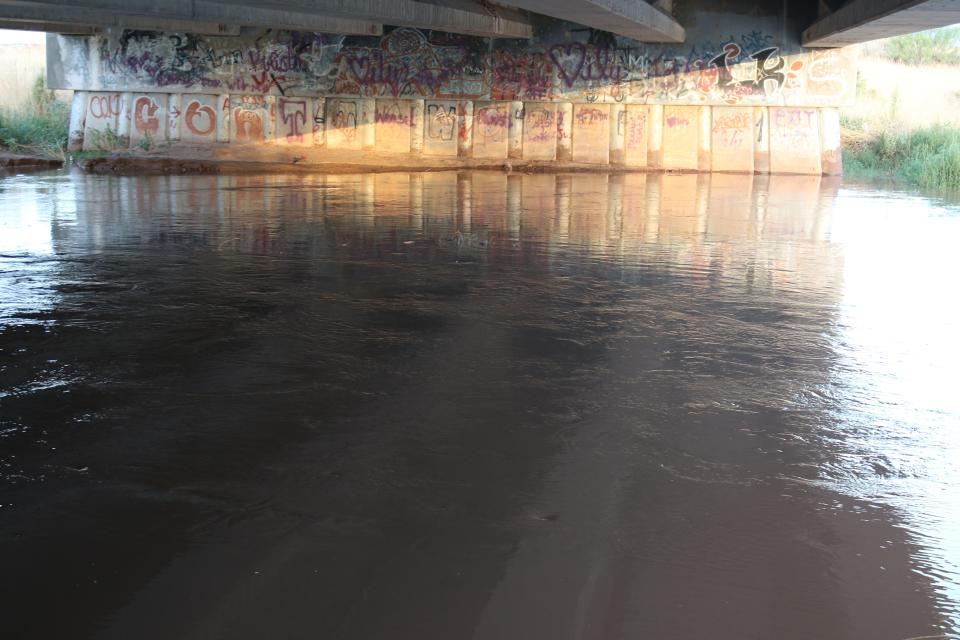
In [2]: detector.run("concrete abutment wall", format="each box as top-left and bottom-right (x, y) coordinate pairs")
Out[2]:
(49, 2), (856, 176)
(68, 90), (842, 175)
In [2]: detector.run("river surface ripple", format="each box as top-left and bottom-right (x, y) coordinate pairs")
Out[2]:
(1, 170), (958, 640)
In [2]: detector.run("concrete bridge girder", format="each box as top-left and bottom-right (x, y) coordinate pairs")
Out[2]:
(0, 0), (383, 36)
(500, 0), (685, 43)
(804, 0), (960, 47)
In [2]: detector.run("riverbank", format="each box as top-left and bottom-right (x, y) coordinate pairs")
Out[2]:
(841, 35), (960, 190)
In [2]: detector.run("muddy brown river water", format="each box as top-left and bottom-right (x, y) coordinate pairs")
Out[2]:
(1, 170), (958, 640)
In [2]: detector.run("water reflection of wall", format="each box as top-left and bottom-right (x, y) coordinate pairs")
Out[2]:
(63, 171), (843, 297)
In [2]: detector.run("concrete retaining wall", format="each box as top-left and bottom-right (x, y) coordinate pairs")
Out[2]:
(49, 5), (856, 175)
(68, 89), (842, 175)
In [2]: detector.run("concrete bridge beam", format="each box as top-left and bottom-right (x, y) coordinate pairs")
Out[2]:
(0, 0), (383, 36)
(803, 0), (960, 47)
(209, 0), (532, 38)
(500, 0), (684, 43)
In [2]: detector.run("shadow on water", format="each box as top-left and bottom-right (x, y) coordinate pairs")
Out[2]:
(0, 170), (958, 639)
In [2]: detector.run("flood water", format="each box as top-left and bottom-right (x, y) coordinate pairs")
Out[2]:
(1, 170), (958, 640)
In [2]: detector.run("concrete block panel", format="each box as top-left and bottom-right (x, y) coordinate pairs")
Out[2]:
(572, 104), (611, 164)
(129, 93), (166, 148)
(276, 97), (313, 146)
(180, 94), (220, 144)
(424, 101), (458, 156)
(770, 107), (822, 175)
(624, 105), (649, 167)
(230, 96), (271, 145)
(82, 92), (122, 151)
(609, 104), (626, 165)
(472, 102), (509, 159)
(711, 107), (754, 173)
(326, 98), (362, 150)
(661, 106), (699, 171)
(556, 103), (573, 161)
(522, 103), (558, 161)
(374, 100), (413, 154)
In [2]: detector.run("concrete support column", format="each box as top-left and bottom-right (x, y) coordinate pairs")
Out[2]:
(116, 92), (132, 147)
(458, 100), (474, 158)
(556, 102), (573, 162)
(217, 94), (230, 143)
(609, 103), (626, 165)
(360, 98), (376, 149)
(313, 97), (326, 147)
(820, 107), (842, 176)
(508, 100), (524, 160)
(410, 99), (424, 154)
(648, 104), (664, 169)
(67, 91), (87, 152)
(754, 107), (770, 174)
(167, 94), (181, 142)
(264, 96), (277, 143)
(698, 105), (712, 172)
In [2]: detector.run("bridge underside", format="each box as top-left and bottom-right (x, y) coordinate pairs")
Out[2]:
(5, 0), (957, 177)
(804, 0), (960, 47)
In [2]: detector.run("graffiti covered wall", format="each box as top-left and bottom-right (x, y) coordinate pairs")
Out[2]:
(48, 16), (856, 108)
(48, 4), (853, 175)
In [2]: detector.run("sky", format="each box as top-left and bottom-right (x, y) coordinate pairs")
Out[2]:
(0, 29), (46, 45)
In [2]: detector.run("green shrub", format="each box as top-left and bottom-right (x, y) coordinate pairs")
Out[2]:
(0, 72), (70, 157)
(881, 27), (960, 66)
(845, 125), (960, 190)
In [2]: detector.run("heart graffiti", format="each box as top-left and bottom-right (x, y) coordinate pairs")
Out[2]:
(549, 43), (587, 88)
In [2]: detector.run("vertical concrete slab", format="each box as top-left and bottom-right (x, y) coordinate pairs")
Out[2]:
(82, 92), (121, 151)
(648, 104), (664, 169)
(472, 102), (509, 159)
(508, 101), (523, 160)
(624, 105), (648, 168)
(572, 104), (611, 165)
(230, 96), (270, 145)
(325, 98), (361, 150)
(754, 107), (770, 174)
(770, 107), (822, 175)
(820, 107), (842, 176)
(67, 91), (87, 152)
(116, 92), (132, 147)
(217, 94), (230, 143)
(556, 102), (573, 162)
(360, 98), (376, 150)
(424, 100), (458, 156)
(129, 93), (165, 149)
(312, 98), (326, 147)
(522, 103), (558, 161)
(276, 96), (312, 146)
(610, 103), (626, 165)
(410, 100), (424, 154)
(167, 94), (181, 142)
(180, 95), (219, 144)
(458, 101), (474, 158)
(698, 106), (711, 173)
(662, 106), (699, 171)
(711, 107), (755, 173)
(374, 99), (413, 154)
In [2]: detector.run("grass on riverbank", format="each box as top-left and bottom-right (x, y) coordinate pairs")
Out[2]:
(843, 123), (960, 191)
(0, 74), (69, 159)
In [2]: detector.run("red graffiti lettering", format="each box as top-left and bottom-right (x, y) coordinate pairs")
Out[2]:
(134, 96), (160, 134)
(88, 94), (121, 120)
(185, 101), (216, 136)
